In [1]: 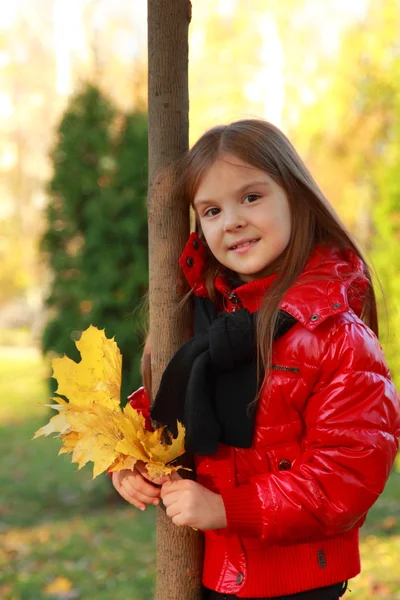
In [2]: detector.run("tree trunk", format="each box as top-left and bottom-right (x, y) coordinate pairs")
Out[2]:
(147, 2), (204, 599)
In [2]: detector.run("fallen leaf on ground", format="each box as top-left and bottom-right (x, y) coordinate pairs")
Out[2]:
(382, 516), (398, 531)
(44, 576), (81, 599)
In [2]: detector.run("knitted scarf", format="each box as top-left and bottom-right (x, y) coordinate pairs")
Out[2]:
(150, 297), (297, 455)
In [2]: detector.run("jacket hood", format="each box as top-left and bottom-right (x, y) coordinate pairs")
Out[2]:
(179, 232), (369, 331)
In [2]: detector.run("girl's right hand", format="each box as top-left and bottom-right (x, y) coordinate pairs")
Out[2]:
(112, 461), (169, 511)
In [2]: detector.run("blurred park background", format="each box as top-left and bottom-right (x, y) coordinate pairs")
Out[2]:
(1, 0), (400, 598)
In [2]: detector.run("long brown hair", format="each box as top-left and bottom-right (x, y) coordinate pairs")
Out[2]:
(145, 119), (378, 397)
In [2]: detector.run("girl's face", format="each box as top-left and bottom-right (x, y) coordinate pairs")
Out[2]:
(193, 155), (291, 282)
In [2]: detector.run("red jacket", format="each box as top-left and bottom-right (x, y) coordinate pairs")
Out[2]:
(133, 235), (400, 598)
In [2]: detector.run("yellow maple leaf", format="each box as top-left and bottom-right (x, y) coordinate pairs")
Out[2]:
(33, 411), (70, 439)
(140, 419), (186, 465)
(56, 405), (124, 476)
(52, 325), (122, 410)
(108, 453), (138, 473)
(110, 403), (186, 478)
(114, 408), (151, 463)
(58, 431), (82, 455)
(34, 326), (187, 479)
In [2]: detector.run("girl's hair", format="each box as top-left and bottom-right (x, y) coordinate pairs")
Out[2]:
(146, 119), (378, 398)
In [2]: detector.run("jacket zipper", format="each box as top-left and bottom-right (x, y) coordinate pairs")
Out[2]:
(271, 364), (300, 374)
(226, 290), (243, 312)
(225, 291), (298, 371)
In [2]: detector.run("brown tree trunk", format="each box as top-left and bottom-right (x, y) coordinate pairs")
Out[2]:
(147, 2), (204, 599)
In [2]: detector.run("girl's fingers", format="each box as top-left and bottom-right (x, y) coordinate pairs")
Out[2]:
(112, 471), (126, 492)
(117, 483), (147, 511)
(121, 482), (160, 507)
(112, 471), (159, 508)
(123, 475), (161, 499)
(113, 470), (131, 489)
(135, 463), (168, 485)
(172, 514), (185, 527)
(165, 501), (180, 519)
(116, 468), (162, 497)
(161, 488), (179, 506)
(135, 461), (152, 479)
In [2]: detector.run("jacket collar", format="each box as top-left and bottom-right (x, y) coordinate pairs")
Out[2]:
(179, 232), (368, 331)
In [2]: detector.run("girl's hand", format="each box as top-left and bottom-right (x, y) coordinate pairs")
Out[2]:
(161, 472), (227, 530)
(112, 461), (169, 511)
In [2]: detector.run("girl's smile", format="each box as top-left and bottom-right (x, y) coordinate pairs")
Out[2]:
(229, 238), (260, 253)
(193, 154), (292, 282)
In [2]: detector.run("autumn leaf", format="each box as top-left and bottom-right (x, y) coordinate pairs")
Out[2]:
(44, 576), (73, 594)
(44, 576), (81, 599)
(34, 326), (186, 479)
(382, 516), (398, 531)
(137, 416), (187, 479)
(107, 453), (138, 473)
(114, 405), (152, 463)
(51, 325), (122, 411)
(111, 403), (186, 479)
(33, 410), (70, 439)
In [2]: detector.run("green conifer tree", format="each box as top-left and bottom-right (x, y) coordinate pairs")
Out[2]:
(81, 111), (149, 400)
(41, 85), (148, 400)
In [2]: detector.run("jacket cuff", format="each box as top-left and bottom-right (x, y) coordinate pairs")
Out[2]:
(127, 386), (151, 409)
(127, 386), (152, 431)
(220, 483), (268, 538)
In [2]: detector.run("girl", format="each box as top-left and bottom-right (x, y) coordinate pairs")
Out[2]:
(112, 119), (400, 599)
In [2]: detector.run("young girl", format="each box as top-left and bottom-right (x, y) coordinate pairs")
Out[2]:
(112, 119), (400, 600)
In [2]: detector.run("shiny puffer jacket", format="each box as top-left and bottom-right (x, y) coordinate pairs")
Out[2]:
(173, 234), (400, 599)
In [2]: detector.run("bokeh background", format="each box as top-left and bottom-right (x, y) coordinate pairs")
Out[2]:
(0, 1), (399, 599)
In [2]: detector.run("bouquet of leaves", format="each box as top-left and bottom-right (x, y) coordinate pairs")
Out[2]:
(34, 326), (185, 479)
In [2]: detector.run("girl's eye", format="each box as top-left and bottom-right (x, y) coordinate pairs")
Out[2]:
(203, 207), (220, 217)
(243, 194), (261, 204)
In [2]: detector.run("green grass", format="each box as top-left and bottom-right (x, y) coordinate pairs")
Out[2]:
(0, 349), (156, 600)
(0, 349), (399, 599)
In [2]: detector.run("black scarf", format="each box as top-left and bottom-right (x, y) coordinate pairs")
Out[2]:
(150, 297), (297, 455)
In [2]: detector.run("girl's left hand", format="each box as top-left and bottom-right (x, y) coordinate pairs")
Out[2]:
(161, 472), (227, 530)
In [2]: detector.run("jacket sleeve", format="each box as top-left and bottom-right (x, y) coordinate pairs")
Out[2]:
(220, 321), (400, 543)
(127, 386), (152, 430)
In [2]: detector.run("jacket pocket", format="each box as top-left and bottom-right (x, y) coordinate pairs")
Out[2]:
(270, 364), (300, 375)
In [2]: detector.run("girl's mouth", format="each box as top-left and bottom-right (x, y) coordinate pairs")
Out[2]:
(230, 239), (260, 254)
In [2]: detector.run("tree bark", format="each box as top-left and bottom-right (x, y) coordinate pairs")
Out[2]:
(147, 2), (204, 599)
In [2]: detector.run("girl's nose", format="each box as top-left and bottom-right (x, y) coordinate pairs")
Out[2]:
(223, 211), (246, 232)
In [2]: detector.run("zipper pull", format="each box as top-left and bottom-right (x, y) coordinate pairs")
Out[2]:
(226, 290), (242, 312)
